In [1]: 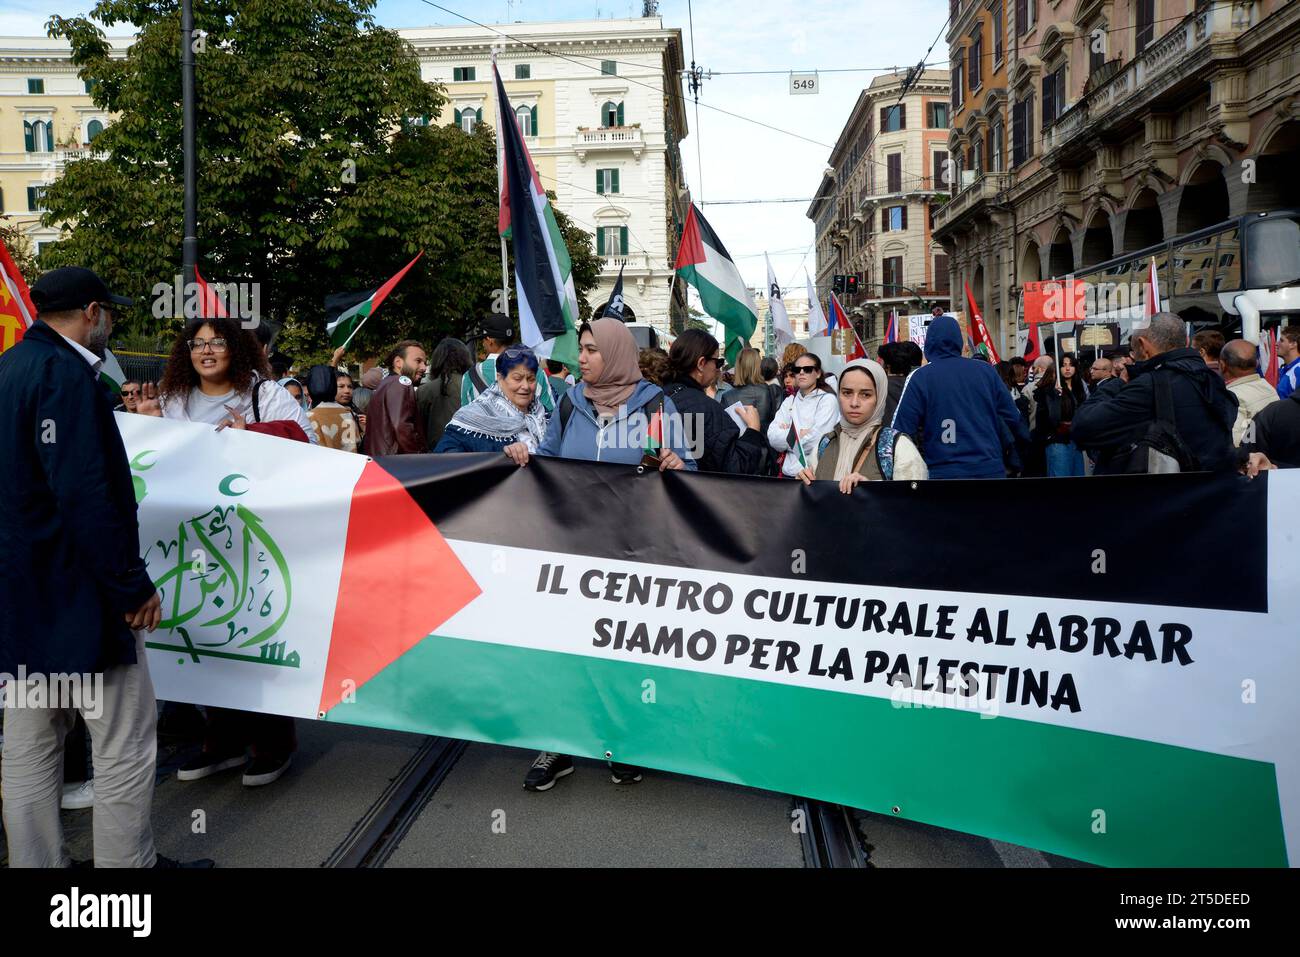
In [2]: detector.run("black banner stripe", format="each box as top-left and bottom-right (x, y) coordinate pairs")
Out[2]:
(374, 454), (1269, 614)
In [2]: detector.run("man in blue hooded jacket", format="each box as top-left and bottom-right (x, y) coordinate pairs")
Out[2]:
(890, 315), (1027, 479)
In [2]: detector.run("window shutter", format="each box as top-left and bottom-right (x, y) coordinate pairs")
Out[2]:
(454, 108), (462, 126)
(898, 105), (906, 130)
(620, 226), (628, 255)
(1026, 92), (1034, 156)
(881, 106), (888, 129)
(900, 206), (908, 231)
(531, 105), (538, 135)
(24, 121), (34, 152)
(612, 168), (620, 193)
(882, 208), (889, 232)
(596, 170), (604, 194)
(1056, 69), (1066, 118)
(597, 228), (606, 256)
(476, 108), (483, 124)
(617, 102), (624, 126)
(1042, 75), (1054, 126)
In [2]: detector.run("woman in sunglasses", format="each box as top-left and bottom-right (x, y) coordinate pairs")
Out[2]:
(767, 351), (839, 478)
(139, 316), (315, 445)
(434, 345), (549, 461)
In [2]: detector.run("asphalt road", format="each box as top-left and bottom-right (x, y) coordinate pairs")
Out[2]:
(0, 720), (1085, 868)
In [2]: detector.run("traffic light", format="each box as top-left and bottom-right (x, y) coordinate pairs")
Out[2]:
(845, 274), (859, 295)
(832, 274), (845, 294)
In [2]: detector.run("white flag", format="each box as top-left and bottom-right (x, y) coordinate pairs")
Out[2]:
(767, 254), (794, 346)
(805, 269), (827, 337)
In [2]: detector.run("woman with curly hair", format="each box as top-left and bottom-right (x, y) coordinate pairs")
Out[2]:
(146, 316), (315, 444)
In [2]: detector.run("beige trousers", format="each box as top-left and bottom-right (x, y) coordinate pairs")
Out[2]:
(2, 632), (158, 867)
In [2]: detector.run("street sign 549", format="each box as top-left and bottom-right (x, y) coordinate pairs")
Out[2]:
(789, 73), (819, 95)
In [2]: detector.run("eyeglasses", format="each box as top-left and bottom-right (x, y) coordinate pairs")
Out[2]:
(121, 388), (141, 396)
(794, 365), (819, 374)
(188, 337), (228, 353)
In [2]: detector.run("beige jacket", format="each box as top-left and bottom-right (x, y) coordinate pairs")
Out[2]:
(1227, 374), (1278, 446)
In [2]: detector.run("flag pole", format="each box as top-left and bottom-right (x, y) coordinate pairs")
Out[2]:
(493, 49), (511, 321)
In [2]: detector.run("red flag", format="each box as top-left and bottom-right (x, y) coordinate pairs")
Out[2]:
(1023, 322), (1042, 364)
(0, 235), (36, 356)
(195, 267), (228, 319)
(827, 292), (866, 360)
(964, 280), (1001, 363)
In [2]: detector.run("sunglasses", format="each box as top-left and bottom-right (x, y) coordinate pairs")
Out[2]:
(706, 356), (724, 366)
(121, 388), (141, 396)
(794, 365), (819, 373)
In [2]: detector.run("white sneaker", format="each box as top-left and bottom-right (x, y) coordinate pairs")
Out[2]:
(61, 780), (95, 811)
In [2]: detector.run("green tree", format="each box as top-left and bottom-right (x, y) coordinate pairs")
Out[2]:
(43, 0), (600, 366)
(0, 222), (39, 287)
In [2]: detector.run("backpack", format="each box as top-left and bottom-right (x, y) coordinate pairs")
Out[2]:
(816, 425), (901, 480)
(467, 360), (490, 396)
(1121, 371), (1200, 474)
(556, 388), (666, 445)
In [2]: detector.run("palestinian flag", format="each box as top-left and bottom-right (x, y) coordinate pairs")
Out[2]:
(116, 412), (1300, 868)
(496, 65), (579, 368)
(0, 234), (35, 357)
(827, 292), (866, 360)
(674, 204), (758, 364)
(786, 422), (808, 469)
(324, 252), (424, 349)
(643, 407), (663, 456)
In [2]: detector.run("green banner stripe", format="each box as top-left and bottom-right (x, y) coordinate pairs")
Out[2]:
(325, 634), (1288, 867)
(679, 265), (758, 344)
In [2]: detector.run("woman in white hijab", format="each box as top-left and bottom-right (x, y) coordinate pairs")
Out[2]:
(797, 358), (927, 490)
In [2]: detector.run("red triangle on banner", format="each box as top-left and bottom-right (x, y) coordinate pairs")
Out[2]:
(318, 460), (481, 716)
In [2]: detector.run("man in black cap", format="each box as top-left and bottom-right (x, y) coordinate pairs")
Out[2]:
(461, 313), (557, 412)
(0, 266), (211, 867)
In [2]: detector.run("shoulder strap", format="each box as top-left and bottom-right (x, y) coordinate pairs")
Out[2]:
(468, 360), (489, 395)
(559, 391), (575, 436)
(251, 376), (264, 423)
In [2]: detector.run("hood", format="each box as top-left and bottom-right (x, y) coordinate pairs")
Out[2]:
(924, 315), (963, 360)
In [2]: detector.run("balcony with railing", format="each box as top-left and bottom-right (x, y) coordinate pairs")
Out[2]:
(932, 171), (1010, 235)
(1041, 2), (1243, 159)
(15, 147), (108, 166)
(574, 126), (644, 162)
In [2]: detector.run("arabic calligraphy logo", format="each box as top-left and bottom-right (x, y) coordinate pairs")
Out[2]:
(139, 467), (298, 670)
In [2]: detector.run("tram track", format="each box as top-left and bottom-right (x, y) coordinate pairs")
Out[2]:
(795, 798), (871, 868)
(322, 736), (467, 868)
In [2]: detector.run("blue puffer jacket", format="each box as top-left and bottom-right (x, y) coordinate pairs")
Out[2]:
(890, 315), (1028, 479)
(537, 379), (698, 469)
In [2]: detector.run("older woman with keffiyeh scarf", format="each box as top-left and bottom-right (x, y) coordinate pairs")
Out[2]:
(433, 346), (549, 463)
(797, 358), (927, 491)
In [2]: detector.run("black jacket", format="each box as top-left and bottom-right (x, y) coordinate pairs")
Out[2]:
(882, 375), (907, 427)
(662, 377), (768, 474)
(1248, 393), (1300, 468)
(0, 321), (156, 674)
(1071, 347), (1238, 474)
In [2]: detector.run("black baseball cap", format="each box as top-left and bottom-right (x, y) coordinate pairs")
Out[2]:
(30, 267), (133, 313)
(473, 313), (514, 342)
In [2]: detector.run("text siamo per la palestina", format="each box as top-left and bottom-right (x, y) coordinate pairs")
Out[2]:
(534, 563), (1199, 715)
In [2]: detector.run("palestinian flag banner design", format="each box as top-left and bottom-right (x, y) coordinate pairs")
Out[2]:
(118, 414), (1300, 867)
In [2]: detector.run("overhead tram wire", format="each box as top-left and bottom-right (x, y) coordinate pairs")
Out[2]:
(412, 0), (835, 151)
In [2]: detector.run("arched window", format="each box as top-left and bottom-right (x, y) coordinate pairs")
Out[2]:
(87, 119), (104, 143)
(516, 105), (533, 137)
(454, 108), (482, 134)
(601, 101), (624, 129)
(24, 119), (53, 152)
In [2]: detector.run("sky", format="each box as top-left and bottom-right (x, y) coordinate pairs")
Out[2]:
(2, 0), (952, 294)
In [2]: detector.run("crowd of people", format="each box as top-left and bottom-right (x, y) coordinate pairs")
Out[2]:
(3, 263), (1299, 867)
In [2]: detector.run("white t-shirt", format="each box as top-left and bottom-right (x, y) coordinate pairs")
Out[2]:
(161, 378), (318, 444)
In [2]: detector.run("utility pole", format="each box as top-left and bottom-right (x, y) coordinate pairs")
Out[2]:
(180, 0), (198, 291)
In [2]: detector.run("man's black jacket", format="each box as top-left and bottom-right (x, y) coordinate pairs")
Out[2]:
(1071, 347), (1238, 474)
(0, 321), (155, 674)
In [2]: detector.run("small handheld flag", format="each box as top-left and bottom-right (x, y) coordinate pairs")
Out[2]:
(964, 280), (1001, 363)
(884, 309), (898, 344)
(786, 422), (808, 469)
(324, 251), (425, 350)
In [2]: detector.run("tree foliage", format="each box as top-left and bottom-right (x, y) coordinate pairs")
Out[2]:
(43, 0), (601, 366)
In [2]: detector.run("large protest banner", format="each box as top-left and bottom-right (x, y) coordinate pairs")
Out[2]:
(118, 415), (1300, 867)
